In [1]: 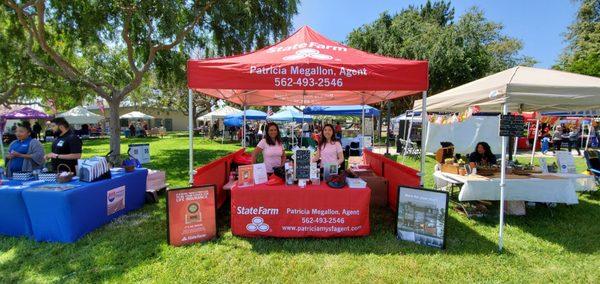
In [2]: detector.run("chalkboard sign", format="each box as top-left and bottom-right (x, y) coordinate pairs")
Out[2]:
(499, 115), (525, 137)
(294, 149), (311, 180)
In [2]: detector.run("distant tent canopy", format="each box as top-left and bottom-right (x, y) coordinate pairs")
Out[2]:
(269, 107), (313, 122)
(120, 111), (154, 120)
(57, 106), (103, 125)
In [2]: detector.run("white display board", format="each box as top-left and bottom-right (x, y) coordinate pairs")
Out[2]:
(425, 116), (501, 154)
(364, 117), (374, 136)
(128, 144), (150, 164)
(556, 151), (576, 174)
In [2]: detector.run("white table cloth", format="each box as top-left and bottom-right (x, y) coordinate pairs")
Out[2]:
(433, 171), (580, 204)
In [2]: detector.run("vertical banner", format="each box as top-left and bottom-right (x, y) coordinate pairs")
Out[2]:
(167, 185), (217, 246)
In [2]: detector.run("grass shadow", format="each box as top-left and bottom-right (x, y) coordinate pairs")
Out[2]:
(233, 207), (502, 256)
(0, 201), (165, 282)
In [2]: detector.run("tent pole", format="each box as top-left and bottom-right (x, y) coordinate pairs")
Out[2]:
(499, 103), (508, 252)
(361, 104), (365, 149)
(242, 104), (247, 148)
(0, 130), (4, 161)
(530, 119), (540, 165)
(221, 119), (225, 144)
(403, 111), (415, 160)
(386, 100), (391, 155)
(585, 122), (592, 151)
(188, 89), (194, 185)
(512, 136), (518, 160)
(420, 91), (427, 187)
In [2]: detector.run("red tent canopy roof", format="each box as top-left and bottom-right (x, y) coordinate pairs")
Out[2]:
(187, 26), (429, 106)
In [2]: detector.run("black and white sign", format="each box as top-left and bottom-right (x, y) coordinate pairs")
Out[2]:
(396, 186), (449, 249)
(294, 149), (311, 180)
(499, 115), (525, 137)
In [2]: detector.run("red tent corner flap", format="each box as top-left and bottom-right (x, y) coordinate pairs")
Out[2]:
(193, 148), (246, 208)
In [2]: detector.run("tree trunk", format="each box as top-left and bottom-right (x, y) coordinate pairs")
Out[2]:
(108, 98), (122, 161)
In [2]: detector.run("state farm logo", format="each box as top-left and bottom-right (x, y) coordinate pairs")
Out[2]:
(283, 48), (333, 61)
(246, 217), (270, 232)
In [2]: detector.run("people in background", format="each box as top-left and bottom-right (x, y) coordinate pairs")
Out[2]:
(568, 126), (581, 155)
(251, 122), (285, 174)
(313, 124), (344, 167)
(45, 117), (83, 173)
(552, 126), (563, 152)
(468, 142), (497, 167)
(541, 133), (551, 155)
(33, 121), (42, 140)
(129, 122), (136, 138)
(5, 122), (45, 176)
(561, 125), (570, 152)
(335, 122), (342, 139)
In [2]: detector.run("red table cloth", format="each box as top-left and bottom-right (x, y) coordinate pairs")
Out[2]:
(231, 183), (371, 238)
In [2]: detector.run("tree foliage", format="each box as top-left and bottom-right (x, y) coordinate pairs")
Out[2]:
(346, 0), (535, 112)
(556, 0), (600, 77)
(3, 0), (298, 156)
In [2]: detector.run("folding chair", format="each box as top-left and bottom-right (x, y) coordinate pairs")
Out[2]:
(583, 150), (600, 190)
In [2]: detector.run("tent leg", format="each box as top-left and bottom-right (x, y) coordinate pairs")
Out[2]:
(586, 124), (592, 151)
(530, 119), (540, 164)
(403, 111), (415, 160)
(361, 104), (365, 152)
(499, 103), (508, 252)
(222, 120), (225, 144)
(242, 105), (247, 148)
(420, 91), (427, 187)
(385, 100), (391, 155)
(0, 130), (4, 161)
(188, 89), (194, 185)
(512, 136), (518, 159)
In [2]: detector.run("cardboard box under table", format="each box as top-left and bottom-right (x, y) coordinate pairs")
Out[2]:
(17, 169), (148, 243)
(231, 183), (371, 238)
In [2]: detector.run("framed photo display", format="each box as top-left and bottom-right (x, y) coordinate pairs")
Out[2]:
(396, 186), (449, 249)
(167, 185), (218, 246)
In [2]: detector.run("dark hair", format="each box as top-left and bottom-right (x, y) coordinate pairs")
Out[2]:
(16, 121), (32, 134)
(51, 117), (70, 129)
(264, 122), (281, 146)
(319, 124), (339, 150)
(475, 142), (493, 157)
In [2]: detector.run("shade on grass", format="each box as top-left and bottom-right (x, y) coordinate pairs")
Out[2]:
(0, 135), (598, 282)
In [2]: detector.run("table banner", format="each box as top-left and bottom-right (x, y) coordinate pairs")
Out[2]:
(231, 184), (370, 238)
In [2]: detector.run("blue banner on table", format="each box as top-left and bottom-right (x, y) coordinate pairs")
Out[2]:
(396, 186), (449, 249)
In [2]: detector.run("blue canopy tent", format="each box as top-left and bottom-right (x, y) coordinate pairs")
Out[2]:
(268, 108), (313, 123)
(302, 105), (380, 117)
(224, 109), (267, 127)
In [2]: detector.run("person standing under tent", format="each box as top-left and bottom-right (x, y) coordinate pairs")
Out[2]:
(251, 122), (285, 174)
(552, 126), (563, 153)
(313, 124), (344, 170)
(45, 117), (83, 173)
(568, 126), (581, 155)
(561, 125), (570, 152)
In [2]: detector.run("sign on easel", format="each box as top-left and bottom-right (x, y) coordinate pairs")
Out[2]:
(294, 148), (311, 180)
(556, 151), (576, 174)
(167, 185), (217, 246)
(128, 143), (150, 164)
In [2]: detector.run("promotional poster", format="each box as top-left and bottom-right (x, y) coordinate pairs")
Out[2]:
(167, 185), (217, 246)
(396, 186), (448, 249)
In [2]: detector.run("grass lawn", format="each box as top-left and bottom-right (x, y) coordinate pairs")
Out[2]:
(1, 135), (599, 282)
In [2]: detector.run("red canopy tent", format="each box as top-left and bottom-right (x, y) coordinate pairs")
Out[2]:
(186, 26), (429, 183)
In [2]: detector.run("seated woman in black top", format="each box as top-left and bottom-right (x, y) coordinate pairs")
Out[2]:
(468, 142), (497, 166)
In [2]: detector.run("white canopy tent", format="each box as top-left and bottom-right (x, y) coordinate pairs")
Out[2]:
(413, 66), (600, 252)
(197, 105), (242, 121)
(120, 111), (154, 120)
(57, 106), (104, 125)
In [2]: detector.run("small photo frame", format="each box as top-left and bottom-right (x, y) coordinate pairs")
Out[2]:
(396, 186), (449, 249)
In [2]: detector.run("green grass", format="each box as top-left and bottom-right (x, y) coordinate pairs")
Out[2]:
(1, 136), (599, 282)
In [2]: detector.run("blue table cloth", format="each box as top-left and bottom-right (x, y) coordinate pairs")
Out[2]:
(0, 187), (33, 237)
(0, 169), (148, 243)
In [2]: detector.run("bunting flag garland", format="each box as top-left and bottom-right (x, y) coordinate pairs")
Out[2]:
(428, 106), (480, 125)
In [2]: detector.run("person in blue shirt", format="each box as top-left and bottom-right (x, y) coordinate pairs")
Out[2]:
(541, 134), (551, 154)
(5, 122), (45, 176)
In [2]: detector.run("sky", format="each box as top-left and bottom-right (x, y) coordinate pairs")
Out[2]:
(293, 0), (579, 68)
